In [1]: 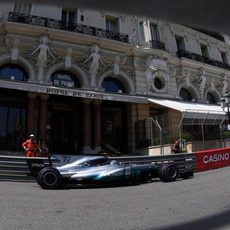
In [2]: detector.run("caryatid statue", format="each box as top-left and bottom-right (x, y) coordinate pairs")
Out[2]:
(84, 44), (105, 88)
(31, 35), (55, 82)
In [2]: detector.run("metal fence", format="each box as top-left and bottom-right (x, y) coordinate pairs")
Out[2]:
(8, 12), (129, 43)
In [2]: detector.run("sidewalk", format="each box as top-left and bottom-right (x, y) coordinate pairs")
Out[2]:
(0, 150), (24, 156)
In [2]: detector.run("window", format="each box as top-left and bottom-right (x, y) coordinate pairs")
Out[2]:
(13, 3), (31, 14)
(152, 71), (167, 92)
(51, 71), (80, 88)
(106, 15), (119, 32)
(221, 52), (228, 64)
(154, 77), (163, 90)
(0, 64), (28, 81)
(150, 24), (159, 41)
(139, 21), (145, 41)
(200, 44), (209, 57)
(102, 78), (125, 93)
(175, 36), (185, 51)
(207, 92), (216, 104)
(180, 88), (193, 101)
(61, 9), (77, 25)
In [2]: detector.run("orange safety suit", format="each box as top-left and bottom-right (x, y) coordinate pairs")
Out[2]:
(22, 138), (40, 157)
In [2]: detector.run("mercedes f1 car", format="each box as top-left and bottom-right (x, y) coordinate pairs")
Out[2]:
(27, 155), (194, 189)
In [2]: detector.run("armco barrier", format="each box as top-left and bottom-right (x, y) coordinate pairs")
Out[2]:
(195, 147), (230, 172)
(110, 154), (196, 175)
(0, 155), (59, 181)
(0, 154), (196, 181)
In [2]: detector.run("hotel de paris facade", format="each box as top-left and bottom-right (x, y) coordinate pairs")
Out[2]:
(0, 2), (229, 155)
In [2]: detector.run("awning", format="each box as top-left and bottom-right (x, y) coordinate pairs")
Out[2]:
(0, 79), (147, 104)
(148, 98), (226, 124)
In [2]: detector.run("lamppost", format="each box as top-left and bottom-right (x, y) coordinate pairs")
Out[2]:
(220, 93), (230, 121)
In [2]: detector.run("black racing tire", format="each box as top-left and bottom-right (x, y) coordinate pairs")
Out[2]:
(37, 167), (52, 186)
(159, 163), (178, 182)
(37, 167), (62, 189)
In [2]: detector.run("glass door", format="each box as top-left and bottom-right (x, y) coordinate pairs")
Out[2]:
(0, 89), (26, 151)
(50, 110), (74, 153)
(47, 95), (81, 154)
(102, 102), (127, 154)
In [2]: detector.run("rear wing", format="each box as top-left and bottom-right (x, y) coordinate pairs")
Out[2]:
(26, 155), (55, 177)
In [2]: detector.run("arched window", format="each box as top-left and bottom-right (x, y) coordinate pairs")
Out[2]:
(0, 64), (28, 81)
(207, 92), (217, 104)
(51, 71), (80, 88)
(102, 78), (125, 93)
(180, 88), (193, 101)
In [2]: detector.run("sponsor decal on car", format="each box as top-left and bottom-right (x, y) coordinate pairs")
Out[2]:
(31, 163), (45, 167)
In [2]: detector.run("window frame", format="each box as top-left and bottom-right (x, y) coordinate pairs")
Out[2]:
(105, 15), (119, 32)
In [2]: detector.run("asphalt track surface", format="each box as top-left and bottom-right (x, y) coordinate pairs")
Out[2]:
(0, 167), (230, 230)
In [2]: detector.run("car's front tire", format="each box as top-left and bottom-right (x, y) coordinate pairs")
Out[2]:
(159, 163), (178, 182)
(37, 167), (62, 189)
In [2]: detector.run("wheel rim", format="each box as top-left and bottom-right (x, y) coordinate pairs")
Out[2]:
(166, 167), (177, 179)
(43, 172), (58, 186)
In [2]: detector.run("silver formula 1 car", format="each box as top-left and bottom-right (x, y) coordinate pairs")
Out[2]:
(27, 155), (193, 189)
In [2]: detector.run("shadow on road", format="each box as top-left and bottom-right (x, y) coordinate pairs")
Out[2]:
(56, 178), (163, 190)
(153, 209), (230, 230)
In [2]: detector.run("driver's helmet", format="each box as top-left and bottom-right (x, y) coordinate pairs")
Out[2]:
(29, 134), (35, 138)
(110, 160), (119, 165)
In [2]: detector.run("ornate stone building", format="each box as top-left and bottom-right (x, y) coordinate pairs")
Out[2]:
(0, 3), (228, 155)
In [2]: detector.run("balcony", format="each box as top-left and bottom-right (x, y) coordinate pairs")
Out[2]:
(177, 49), (230, 70)
(150, 40), (165, 51)
(8, 12), (129, 43)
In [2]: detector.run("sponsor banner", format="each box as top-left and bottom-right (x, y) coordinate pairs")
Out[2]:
(195, 147), (230, 172)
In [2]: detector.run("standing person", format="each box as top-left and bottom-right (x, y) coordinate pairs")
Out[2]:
(173, 140), (181, 153)
(39, 140), (49, 157)
(22, 134), (41, 157)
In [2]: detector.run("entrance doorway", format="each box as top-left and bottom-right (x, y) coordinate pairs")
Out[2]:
(50, 110), (74, 153)
(0, 89), (27, 151)
(48, 96), (81, 153)
(102, 102), (127, 154)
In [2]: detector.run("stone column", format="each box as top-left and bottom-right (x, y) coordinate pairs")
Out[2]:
(82, 99), (94, 154)
(39, 94), (49, 142)
(94, 100), (102, 153)
(27, 92), (38, 135)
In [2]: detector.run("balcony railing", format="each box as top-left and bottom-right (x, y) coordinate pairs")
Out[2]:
(177, 49), (230, 70)
(150, 40), (165, 51)
(8, 12), (129, 43)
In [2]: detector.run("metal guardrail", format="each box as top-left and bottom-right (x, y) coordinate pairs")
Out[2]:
(102, 143), (121, 156)
(0, 156), (59, 181)
(0, 153), (196, 181)
(110, 153), (196, 174)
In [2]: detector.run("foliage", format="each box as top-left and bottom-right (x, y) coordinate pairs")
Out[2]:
(168, 133), (194, 143)
(222, 131), (230, 139)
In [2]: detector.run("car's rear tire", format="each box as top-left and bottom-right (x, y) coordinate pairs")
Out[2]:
(159, 163), (178, 182)
(37, 167), (62, 189)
